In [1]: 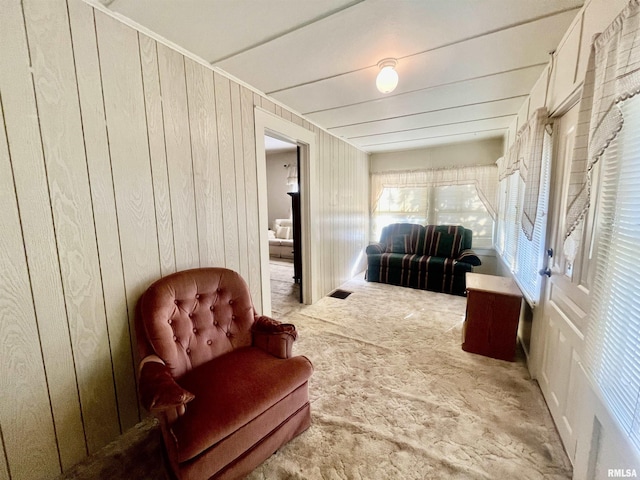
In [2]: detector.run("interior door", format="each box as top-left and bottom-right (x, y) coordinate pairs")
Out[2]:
(295, 145), (302, 302)
(530, 102), (589, 463)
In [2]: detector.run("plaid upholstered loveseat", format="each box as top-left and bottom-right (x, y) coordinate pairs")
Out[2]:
(365, 223), (481, 296)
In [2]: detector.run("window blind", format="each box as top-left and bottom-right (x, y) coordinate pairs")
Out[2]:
(495, 176), (509, 255)
(502, 172), (521, 267)
(494, 131), (551, 305)
(514, 131), (552, 304)
(371, 186), (429, 240)
(434, 185), (494, 248)
(370, 184), (494, 245)
(584, 95), (640, 451)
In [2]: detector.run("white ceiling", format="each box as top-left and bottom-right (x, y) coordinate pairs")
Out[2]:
(264, 135), (296, 153)
(101, 0), (584, 153)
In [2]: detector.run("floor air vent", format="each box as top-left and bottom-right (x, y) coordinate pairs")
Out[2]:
(328, 289), (352, 299)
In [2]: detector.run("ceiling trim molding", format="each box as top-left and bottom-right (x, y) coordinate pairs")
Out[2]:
(209, 0), (366, 64)
(91, 0), (584, 155)
(360, 128), (508, 148)
(82, 0), (367, 154)
(394, 7), (582, 65)
(302, 63), (548, 115)
(267, 7), (581, 95)
(347, 115), (514, 140)
(327, 94), (529, 130)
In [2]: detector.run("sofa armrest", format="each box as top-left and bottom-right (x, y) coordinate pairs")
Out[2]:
(457, 249), (482, 266)
(365, 242), (386, 255)
(138, 355), (194, 416)
(252, 315), (297, 359)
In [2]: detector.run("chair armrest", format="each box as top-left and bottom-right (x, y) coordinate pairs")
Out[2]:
(456, 249), (482, 266)
(365, 242), (385, 255)
(138, 355), (194, 415)
(252, 315), (297, 359)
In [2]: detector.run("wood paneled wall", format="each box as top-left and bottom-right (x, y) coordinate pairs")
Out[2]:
(0, 1), (369, 478)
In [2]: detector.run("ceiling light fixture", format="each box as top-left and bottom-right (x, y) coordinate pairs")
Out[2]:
(376, 58), (398, 94)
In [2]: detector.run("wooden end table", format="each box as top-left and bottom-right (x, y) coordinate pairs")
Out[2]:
(462, 272), (523, 361)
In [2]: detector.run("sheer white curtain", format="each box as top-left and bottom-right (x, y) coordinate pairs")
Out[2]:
(565, 0), (640, 241)
(497, 108), (551, 304)
(371, 165), (498, 218)
(585, 98), (640, 449)
(500, 107), (549, 240)
(514, 131), (552, 304)
(370, 165), (498, 247)
(497, 172), (521, 268)
(575, 0), (640, 453)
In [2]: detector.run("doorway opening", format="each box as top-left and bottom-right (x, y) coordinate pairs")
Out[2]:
(254, 107), (319, 317)
(264, 134), (301, 317)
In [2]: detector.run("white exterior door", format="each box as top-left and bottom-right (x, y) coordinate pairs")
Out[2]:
(530, 102), (586, 462)
(530, 101), (640, 477)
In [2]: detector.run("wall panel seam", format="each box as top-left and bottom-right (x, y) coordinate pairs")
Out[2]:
(1, 91), (50, 479)
(66, 0), (123, 435)
(211, 74), (228, 266)
(96, 12), (139, 412)
(138, 32), (166, 279)
(19, 0), (88, 463)
(154, 40), (179, 272)
(0, 406), (10, 480)
(183, 54), (201, 268)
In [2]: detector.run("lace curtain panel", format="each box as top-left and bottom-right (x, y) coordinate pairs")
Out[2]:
(565, 0), (640, 240)
(499, 107), (549, 241)
(370, 165), (498, 220)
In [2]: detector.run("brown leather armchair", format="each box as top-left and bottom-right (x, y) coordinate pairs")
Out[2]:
(136, 268), (313, 480)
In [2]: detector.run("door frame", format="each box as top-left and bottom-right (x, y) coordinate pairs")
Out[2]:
(254, 107), (319, 315)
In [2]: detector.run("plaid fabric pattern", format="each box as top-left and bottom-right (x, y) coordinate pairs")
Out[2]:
(367, 253), (473, 295)
(417, 225), (470, 256)
(388, 234), (410, 253)
(367, 223), (477, 296)
(417, 225), (439, 256)
(380, 223), (423, 254)
(434, 232), (464, 258)
(365, 243), (385, 255)
(457, 250), (482, 266)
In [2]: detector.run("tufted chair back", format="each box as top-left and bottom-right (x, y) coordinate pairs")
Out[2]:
(137, 268), (256, 379)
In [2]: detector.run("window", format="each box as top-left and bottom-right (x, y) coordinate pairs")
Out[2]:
(433, 185), (494, 248)
(585, 95), (640, 451)
(371, 184), (494, 248)
(495, 130), (552, 305)
(495, 175), (508, 255)
(514, 131), (552, 303)
(372, 186), (430, 238)
(501, 172), (522, 268)
(370, 166), (498, 247)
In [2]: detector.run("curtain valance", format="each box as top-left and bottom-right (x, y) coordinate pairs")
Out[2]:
(565, 0), (640, 239)
(499, 107), (549, 240)
(370, 165), (498, 219)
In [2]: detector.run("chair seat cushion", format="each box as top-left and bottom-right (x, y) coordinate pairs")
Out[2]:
(171, 347), (313, 464)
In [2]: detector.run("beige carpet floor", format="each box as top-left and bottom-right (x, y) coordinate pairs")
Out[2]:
(59, 272), (572, 480)
(247, 275), (571, 480)
(269, 258), (302, 318)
